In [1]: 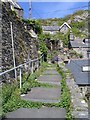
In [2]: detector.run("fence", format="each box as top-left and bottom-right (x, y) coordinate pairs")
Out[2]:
(0, 55), (44, 89)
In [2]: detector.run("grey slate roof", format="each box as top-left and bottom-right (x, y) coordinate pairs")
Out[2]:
(42, 26), (60, 31)
(66, 59), (90, 85)
(70, 39), (90, 48)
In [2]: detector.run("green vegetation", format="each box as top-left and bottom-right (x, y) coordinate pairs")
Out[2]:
(40, 10), (87, 39)
(38, 34), (48, 54)
(71, 21), (86, 38)
(69, 49), (83, 59)
(2, 83), (17, 106)
(50, 31), (70, 48)
(56, 65), (72, 119)
(22, 19), (42, 35)
(1, 62), (47, 116)
(1, 62), (72, 119)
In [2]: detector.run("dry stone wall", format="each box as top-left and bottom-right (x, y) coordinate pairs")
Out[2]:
(1, 2), (39, 82)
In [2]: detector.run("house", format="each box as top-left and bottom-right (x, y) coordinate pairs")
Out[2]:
(59, 22), (71, 34)
(66, 59), (90, 97)
(1, 0), (23, 18)
(70, 38), (90, 58)
(42, 22), (71, 35)
(42, 26), (60, 34)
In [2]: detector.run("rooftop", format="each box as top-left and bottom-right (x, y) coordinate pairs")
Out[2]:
(70, 39), (90, 48)
(66, 59), (90, 86)
(42, 26), (60, 31)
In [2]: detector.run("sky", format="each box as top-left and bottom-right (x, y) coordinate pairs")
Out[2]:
(18, 2), (88, 19)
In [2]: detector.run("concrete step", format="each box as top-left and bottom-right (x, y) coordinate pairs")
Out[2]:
(5, 107), (66, 118)
(43, 69), (59, 75)
(37, 74), (61, 86)
(21, 87), (61, 103)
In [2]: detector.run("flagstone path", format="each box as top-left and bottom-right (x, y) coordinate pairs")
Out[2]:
(5, 65), (66, 118)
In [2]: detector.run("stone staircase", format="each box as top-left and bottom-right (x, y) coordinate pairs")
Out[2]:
(5, 65), (66, 118)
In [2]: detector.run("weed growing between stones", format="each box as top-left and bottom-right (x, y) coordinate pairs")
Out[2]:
(1, 62), (48, 116)
(56, 64), (73, 119)
(1, 62), (72, 120)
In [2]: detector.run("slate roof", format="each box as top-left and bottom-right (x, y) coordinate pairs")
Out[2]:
(66, 59), (90, 85)
(42, 26), (60, 31)
(42, 22), (71, 31)
(70, 39), (90, 48)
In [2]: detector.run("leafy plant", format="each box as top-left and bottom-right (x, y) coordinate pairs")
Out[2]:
(22, 19), (42, 34)
(2, 83), (16, 105)
(56, 65), (72, 119)
(3, 89), (20, 113)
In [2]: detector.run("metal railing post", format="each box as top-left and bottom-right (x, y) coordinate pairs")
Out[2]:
(0, 55), (44, 83)
(10, 22), (17, 80)
(20, 67), (22, 89)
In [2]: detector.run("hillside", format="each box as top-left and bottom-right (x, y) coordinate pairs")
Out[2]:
(39, 10), (88, 38)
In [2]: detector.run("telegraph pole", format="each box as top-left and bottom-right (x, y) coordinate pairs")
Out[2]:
(29, 0), (32, 19)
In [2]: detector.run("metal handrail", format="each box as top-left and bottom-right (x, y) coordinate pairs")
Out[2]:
(0, 55), (43, 76)
(0, 55), (44, 89)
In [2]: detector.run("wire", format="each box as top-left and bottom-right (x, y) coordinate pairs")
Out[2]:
(41, 5), (88, 15)
(32, 6), (42, 19)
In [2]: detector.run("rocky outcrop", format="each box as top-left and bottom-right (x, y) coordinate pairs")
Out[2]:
(1, 2), (39, 81)
(73, 11), (88, 22)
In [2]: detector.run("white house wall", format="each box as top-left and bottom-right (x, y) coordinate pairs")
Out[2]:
(43, 31), (57, 35)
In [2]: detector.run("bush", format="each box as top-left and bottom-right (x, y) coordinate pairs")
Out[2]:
(3, 89), (20, 113)
(22, 19), (42, 34)
(21, 82), (31, 94)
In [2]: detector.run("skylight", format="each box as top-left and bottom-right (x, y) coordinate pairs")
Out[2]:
(82, 66), (90, 72)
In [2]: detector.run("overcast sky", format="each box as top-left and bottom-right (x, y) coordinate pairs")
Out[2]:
(18, 2), (88, 19)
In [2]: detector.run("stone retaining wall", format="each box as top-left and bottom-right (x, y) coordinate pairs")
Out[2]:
(1, 2), (39, 82)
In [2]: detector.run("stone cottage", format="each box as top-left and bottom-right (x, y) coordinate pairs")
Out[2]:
(66, 59), (90, 98)
(59, 22), (71, 34)
(42, 22), (71, 35)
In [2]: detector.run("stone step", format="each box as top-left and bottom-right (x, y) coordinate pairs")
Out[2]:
(21, 87), (61, 103)
(43, 69), (59, 75)
(37, 74), (61, 86)
(5, 107), (66, 118)
(38, 81), (60, 86)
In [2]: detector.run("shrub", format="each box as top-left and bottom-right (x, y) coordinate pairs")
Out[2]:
(3, 89), (20, 113)
(2, 83), (16, 105)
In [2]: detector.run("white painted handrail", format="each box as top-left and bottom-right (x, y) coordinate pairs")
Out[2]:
(0, 55), (44, 89)
(0, 55), (43, 76)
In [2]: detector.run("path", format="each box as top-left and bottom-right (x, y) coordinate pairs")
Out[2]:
(5, 64), (66, 118)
